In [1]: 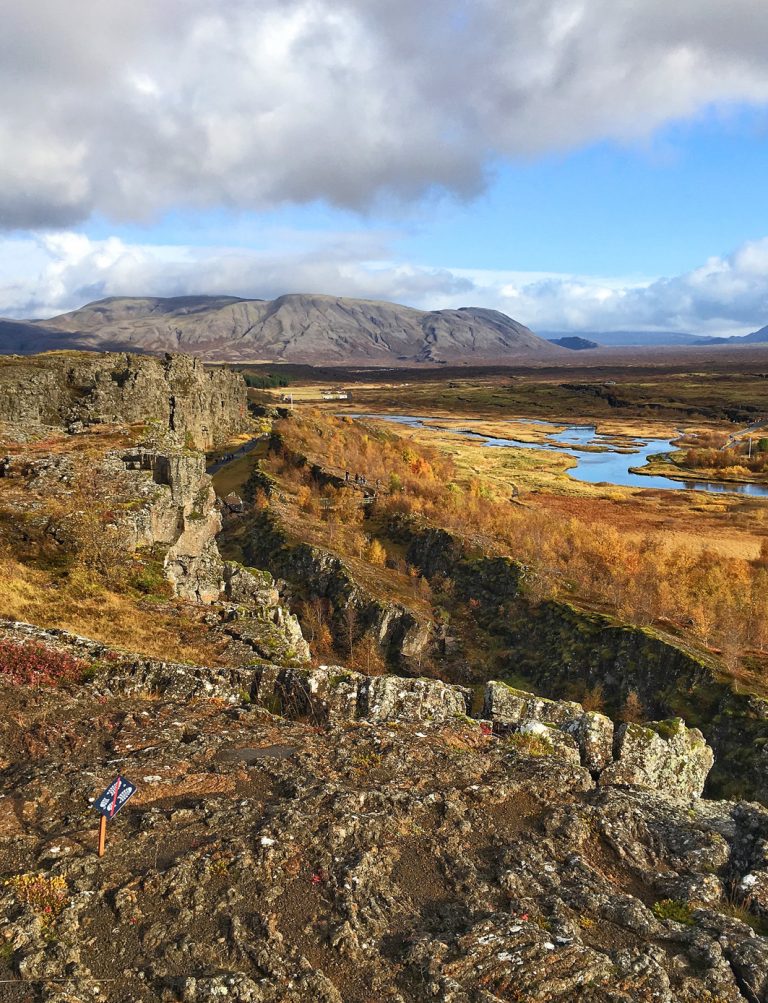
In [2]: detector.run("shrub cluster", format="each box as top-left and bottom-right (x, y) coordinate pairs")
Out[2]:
(0, 639), (88, 687)
(266, 410), (768, 668)
(5, 873), (68, 928)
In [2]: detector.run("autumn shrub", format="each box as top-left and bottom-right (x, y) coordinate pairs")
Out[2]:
(265, 409), (768, 665)
(6, 874), (68, 929)
(350, 631), (387, 675)
(0, 640), (88, 687)
(299, 598), (335, 660)
(580, 683), (606, 713)
(365, 539), (387, 566)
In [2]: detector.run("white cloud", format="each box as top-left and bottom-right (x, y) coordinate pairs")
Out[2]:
(3, 1), (768, 228)
(1, 231), (768, 336)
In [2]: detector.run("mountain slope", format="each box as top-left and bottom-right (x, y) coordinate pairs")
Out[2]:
(738, 324), (768, 344)
(0, 294), (557, 364)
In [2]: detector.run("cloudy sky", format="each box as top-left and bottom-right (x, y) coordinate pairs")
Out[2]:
(3, 0), (768, 335)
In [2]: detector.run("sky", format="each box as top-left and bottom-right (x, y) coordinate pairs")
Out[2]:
(3, 0), (768, 335)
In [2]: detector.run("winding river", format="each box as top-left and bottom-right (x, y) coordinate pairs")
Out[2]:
(351, 414), (768, 497)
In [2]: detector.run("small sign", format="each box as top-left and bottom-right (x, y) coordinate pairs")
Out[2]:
(93, 775), (137, 820)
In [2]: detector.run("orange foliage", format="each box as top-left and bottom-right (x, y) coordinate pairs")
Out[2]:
(267, 410), (768, 663)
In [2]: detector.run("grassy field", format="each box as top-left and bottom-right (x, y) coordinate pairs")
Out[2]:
(245, 355), (768, 425)
(210, 442), (268, 497)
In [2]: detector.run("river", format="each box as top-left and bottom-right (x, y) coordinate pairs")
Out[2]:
(349, 414), (768, 497)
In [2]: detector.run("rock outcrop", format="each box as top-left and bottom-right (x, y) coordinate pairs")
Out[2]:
(252, 664), (472, 725)
(0, 644), (766, 1002)
(481, 681), (713, 798)
(601, 719), (714, 798)
(483, 682), (615, 773)
(120, 447), (224, 601)
(0, 351), (248, 449)
(242, 510), (433, 669)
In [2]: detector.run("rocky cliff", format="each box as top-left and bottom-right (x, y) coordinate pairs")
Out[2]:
(0, 351), (248, 449)
(0, 364), (309, 666)
(240, 506), (433, 670)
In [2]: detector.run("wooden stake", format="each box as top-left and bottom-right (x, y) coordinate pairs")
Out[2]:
(97, 815), (107, 857)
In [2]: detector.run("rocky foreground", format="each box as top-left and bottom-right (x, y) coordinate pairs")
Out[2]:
(1, 354), (767, 1002)
(1, 637), (768, 1003)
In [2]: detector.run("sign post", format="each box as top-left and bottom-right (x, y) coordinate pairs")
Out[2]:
(92, 775), (137, 857)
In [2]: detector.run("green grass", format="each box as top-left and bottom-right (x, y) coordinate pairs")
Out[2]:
(652, 899), (695, 925)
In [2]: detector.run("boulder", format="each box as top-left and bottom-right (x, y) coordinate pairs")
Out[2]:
(252, 665), (363, 723)
(562, 711), (615, 774)
(224, 491), (245, 513)
(514, 720), (582, 766)
(360, 674), (471, 723)
(600, 718), (714, 798)
(483, 682), (585, 728)
(483, 681), (614, 772)
(223, 563), (279, 607)
(224, 608), (310, 666)
(305, 666), (365, 721)
(252, 667), (471, 725)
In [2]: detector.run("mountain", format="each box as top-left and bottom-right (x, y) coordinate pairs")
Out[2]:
(541, 329), (702, 347)
(695, 324), (768, 345)
(543, 327), (768, 347)
(0, 294), (558, 364)
(743, 324), (768, 343)
(546, 335), (599, 350)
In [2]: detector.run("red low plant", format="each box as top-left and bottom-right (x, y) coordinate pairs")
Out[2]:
(0, 639), (88, 687)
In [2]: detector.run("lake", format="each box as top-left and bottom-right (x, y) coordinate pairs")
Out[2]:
(350, 414), (768, 497)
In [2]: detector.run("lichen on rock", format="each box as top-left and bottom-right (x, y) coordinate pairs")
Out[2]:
(601, 718), (715, 798)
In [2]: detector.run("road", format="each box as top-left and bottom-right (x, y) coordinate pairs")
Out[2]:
(723, 417), (768, 449)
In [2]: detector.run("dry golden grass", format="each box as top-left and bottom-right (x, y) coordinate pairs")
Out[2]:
(0, 555), (228, 665)
(0, 423), (142, 456)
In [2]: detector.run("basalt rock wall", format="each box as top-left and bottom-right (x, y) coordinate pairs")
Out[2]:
(394, 516), (768, 804)
(119, 446), (223, 602)
(0, 351), (248, 449)
(242, 509), (432, 668)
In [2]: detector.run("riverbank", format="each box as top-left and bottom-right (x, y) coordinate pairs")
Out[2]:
(634, 449), (768, 489)
(341, 411), (768, 562)
(349, 412), (768, 499)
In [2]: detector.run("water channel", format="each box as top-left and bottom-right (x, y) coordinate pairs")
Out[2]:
(350, 414), (768, 497)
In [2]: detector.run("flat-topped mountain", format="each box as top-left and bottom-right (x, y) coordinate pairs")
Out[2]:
(0, 293), (557, 364)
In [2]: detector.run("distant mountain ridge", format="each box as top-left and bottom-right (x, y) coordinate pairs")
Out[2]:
(541, 329), (702, 347)
(546, 336), (599, 350)
(693, 324), (768, 346)
(543, 327), (768, 347)
(0, 294), (559, 364)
